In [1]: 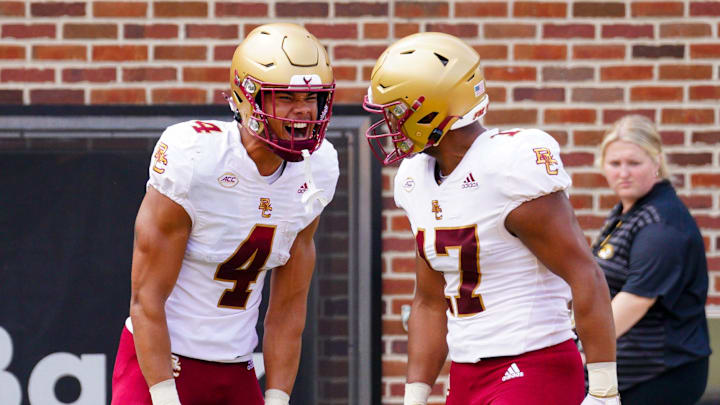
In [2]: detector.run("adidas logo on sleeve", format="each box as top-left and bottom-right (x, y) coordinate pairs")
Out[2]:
(501, 363), (524, 382)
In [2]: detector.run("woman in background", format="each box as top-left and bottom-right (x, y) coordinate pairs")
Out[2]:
(593, 114), (711, 404)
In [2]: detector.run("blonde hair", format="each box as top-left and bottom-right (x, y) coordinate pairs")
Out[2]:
(598, 115), (669, 179)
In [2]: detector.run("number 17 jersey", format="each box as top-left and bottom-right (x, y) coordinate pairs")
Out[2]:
(394, 128), (576, 363)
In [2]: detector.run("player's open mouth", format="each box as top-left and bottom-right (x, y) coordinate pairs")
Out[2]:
(284, 122), (308, 137)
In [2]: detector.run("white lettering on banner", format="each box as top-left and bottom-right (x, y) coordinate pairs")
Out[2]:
(0, 327), (22, 405)
(0, 326), (107, 405)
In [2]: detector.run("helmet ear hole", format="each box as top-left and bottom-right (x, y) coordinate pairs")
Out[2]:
(434, 52), (449, 66)
(417, 112), (438, 124)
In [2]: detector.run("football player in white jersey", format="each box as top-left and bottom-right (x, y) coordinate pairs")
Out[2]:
(111, 23), (339, 405)
(363, 33), (620, 405)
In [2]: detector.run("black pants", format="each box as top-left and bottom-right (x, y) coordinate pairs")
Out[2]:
(620, 357), (709, 405)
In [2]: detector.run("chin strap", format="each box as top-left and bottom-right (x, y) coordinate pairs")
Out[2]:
(300, 149), (328, 214)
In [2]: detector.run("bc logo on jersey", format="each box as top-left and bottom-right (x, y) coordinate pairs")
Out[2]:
(152, 142), (169, 174)
(431, 200), (443, 220)
(533, 147), (559, 175)
(259, 198), (272, 218)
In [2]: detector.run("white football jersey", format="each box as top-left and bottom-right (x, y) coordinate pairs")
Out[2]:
(127, 119), (339, 362)
(394, 128), (576, 363)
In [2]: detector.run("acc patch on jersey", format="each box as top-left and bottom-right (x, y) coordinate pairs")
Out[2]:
(217, 172), (239, 188)
(403, 177), (415, 192)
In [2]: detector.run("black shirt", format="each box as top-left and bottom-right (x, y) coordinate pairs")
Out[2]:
(592, 180), (711, 391)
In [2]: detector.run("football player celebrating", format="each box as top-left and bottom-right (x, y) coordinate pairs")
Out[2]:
(111, 23), (338, 405)
(364, 33), (620, 405)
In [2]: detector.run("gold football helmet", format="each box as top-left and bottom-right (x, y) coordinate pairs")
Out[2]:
(229, 23), (335, 161)
(363, 32), (489, 165)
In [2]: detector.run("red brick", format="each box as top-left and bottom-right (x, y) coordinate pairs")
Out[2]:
(487, 87), (506, 102)
(603, 109), (655, 124)
(514, 2), (566, 17)
(574, 2), (625, 17)
(662, 109), (715, 124)
(152, 88), (206, 104)
(561, 152), (594, 167)
(631, 2), (684, 17)
(93, 2), (147, 17)
(543, 24), (594, 39)
(334, 45), (386, 60)
(2, 24), (55, 38)
(394, 23), (420, 38)
(391, 216), (411, 232)
(306, 24), (358, 40)
(484, 109), (538, 125)
(572, 88), (624, 103)
(154, 1), (207, 17)
(545, 109), (596, 124)
(513, 87), (564, 102)
(599, 194), (619, 209)
(660, 130), (684, 145)
(383, 236), (415, 252)
(601, 65), (654, 81)
(543, 67), (594, 81)
(0, 90), (22, 103)
(124, 24), (178, 39)
(395, 1), (448, 18)
(456, 2), (507, 17)
(472, 45), (508, 60)
(633, 45), (684, 59)
(183, 67), (226, 83)
(690, 86), (720, 100)
(32, 45), (85, 60)
(690, 44), (720, 58)
(383, 278), (415, 295)
(276, 2), (328, 17)
(214, 45), (235, 61)
(691, 1), (720, 16)
(186, 24), (238, 39)
(427, 23), (478, 38)
(390, 256), (415, 274)
(335, 2), (387, 17)
(574, 130), (605, 146)
(215, 2), (267, 17)
(659, 64), (713, 80)
(363, 23), (387, 39)
(679, 194), (713, 209)
(515, 45), (566, 60)
(660, 23), (711, 38)
(1, 68), (53, 82)
(333, 66), (356, 81)
(0, 2), (25, 16)
(602, 24), (653, 38)
(211, 90), (228, 104)
(64, 23), (117, 39)
(62, 67), (116, 83)
(334, 87), (366, 104)
(29, 89), (84, 104)
(154, 45), (206, 60)
(570, 194), (593, 209)
(668, 153), (713, 166)
(93, 45), (147, 61)
(572, 173), (609, 188)
(547, 131), (569, 146)
(91, 89), (146, 104)
(630, 86), (683, 101)
(361, 64), (372, 80)
(692, 131), (720, 144)
(0, 45), (24, 59)
(31, 2), (85, 16)
(577, 215), (607, 230)
(123, 67), (176, 82)
(694, 215), (720, 229)
(573, 45), (625, 59)
(692, 174), (720, 187)
(484, 24), (534, 38)
(484, 66), (536, 81)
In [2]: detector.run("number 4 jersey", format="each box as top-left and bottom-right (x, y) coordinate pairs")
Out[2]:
(394, 128), (576, 363)
(126, 119), (339, 362)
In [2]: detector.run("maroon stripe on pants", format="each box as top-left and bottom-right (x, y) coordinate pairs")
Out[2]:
(111, 327), (263, 405)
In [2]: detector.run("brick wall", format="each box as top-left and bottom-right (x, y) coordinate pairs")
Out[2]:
(2, 1), (719, 404)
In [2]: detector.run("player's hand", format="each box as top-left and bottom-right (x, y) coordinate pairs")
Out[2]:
(265, 388), (290, 405)
(581, 393), (621, 404)
(149, 379), (181, 405)
(404, 382), (431, 405)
